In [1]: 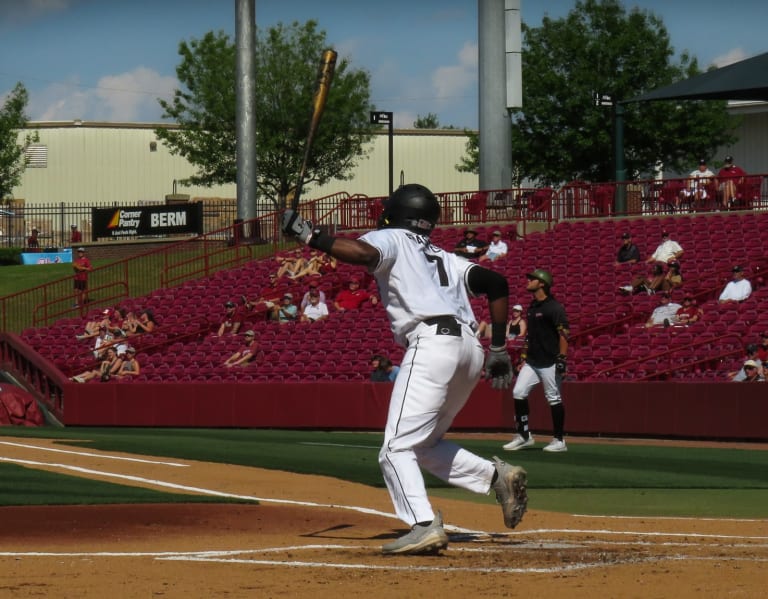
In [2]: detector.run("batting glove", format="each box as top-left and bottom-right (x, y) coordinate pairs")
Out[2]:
(484, 345), (513, 390)
(281, 209), (313, 244)
(555, 354), (567, 375)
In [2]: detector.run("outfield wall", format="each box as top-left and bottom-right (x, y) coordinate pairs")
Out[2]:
(59, 381), (767, 441)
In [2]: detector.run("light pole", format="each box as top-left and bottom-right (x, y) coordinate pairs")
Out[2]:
(370, 111), (394, 196)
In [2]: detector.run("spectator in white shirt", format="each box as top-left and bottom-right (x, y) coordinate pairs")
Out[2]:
(645, 292), (681, 328)
(300, 289), (329, 322)
(479, 230), (508, 262)
(719, 265), (752, 304)
(646, 231), (683, 264)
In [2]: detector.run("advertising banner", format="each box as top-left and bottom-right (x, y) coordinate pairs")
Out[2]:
(92, 203), (203, 239)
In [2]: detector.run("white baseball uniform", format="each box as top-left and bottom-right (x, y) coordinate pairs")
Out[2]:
(359, 227), (496, 526)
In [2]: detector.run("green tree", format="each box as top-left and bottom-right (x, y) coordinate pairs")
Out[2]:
(461, 0), (737, 184)
(456, 130), (479, 174)
(156, 20), (376, 207)
(0, 82), (35, 200)
(414, 113), (440, 129)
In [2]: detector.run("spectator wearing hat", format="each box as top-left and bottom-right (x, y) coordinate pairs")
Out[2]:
(646, 231), (683, 265)
(674, 295), (703, 326)
(70, 224), (82, 245)
(645, 292), (681, 328)
(615, 232), (640, 266)
(115, 346), (140, 378)
(300, 288), (329, 322)
(679, 159), (715, 210)
(730, 344), (763, 381)
(300, 279), (327, 311)
(718, 266), (752, 304)
(223, 330), (258, 367)
(740, 361), (764, 382)
(334, 277), (378, 311)
(216, 301), (242, 336)
(663, 261), (683, 291)
(453, 229), (488, 259)
(477, 304), (527, 341)
(479, 230), (508, 262)
(72, 247), (92, 307)
(619, 263), (667, 295)
(717, 156), (747, 209)
(272, 293), (298, 323)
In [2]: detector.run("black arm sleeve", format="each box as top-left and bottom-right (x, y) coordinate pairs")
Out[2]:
(467, 265), (508, 301)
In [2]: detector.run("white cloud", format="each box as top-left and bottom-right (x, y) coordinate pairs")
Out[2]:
(431, 42), (477, 99)
(711, 48), (748, 68)
(29, 67), (177, 123)
(0, 0), (74, 24)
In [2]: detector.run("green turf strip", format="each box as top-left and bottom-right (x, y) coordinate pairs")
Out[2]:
(2, 428), (766, 516)
(0, 462), (254, 506)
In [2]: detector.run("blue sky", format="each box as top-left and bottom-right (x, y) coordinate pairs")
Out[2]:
(0, 0), (765, 128)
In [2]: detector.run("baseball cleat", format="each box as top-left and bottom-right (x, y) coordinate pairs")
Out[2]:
(381, 511), (448, 555)
(492, 456), (528, 529)
(542, 438), (568, 452)
(502, 433), (535, 451)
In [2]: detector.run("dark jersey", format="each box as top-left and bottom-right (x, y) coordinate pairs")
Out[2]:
(525, 295), (569, 368)
(616, 243), (640, 263)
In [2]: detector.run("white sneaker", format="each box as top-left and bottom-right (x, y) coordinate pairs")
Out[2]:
(542, 438), (568, 452)
(502, 434), (535, 451)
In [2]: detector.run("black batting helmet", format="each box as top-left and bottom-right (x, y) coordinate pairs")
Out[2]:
(377, 184), (440, 235)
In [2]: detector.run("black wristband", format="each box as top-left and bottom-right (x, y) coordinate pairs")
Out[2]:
(491, 322), (506, 348)
(308, 229), (336, 254)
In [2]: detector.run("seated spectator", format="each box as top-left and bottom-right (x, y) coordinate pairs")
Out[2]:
(619, 264), (666, 295)
(334, 277), (378, 311)
(719, 265), (752, 304)
(216, 301), (242, 336)
(756, 331), (768, 363)
(299, 279), (327, 311)
(92, 325), (114, 359)
(646, 231), (683, 264)
(740, 360), (764, 382)
(300, 289), (329, 322)
(27, 228), (40, 252)
(223, 330), (258, 368)
(114, 346), (140, 379)
(477, 304), (527, 340)
(287, 251), (338, 280)
(271, 293), (298, 323)
(478, 230), (508, 262)
(453, 229), (488, 259)
(674, 295), (703, 326)
(679, 159), (715, 209)
(663, 261), (683, 291)
(71, 346), (123, 383)
(133, 310), (158, 334)
(77, 307), (116, 339)
(119, 310), (140, 336)
(614, 232), (640, 266)
(242, 274), (291, 321)
(370, 355), (400, 382)
(275, 249), (307, 279)
(717, 155), (747, 209)
(645, 292), (681, 328)
(730, 345), (763, 381)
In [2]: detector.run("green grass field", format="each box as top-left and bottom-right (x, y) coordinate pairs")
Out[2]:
(1, 427), (766, 517)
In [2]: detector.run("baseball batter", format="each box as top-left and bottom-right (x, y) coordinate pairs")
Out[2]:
(503, 269), (570, 452)
(282, 184), (528, 555)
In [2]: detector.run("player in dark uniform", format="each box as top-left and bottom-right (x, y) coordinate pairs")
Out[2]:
(502, 269), (570, 452)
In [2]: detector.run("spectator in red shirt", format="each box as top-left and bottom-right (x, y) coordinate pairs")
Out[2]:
(216, 301), (242, 336)
(70, 224), (82, 245)
(717, 155), (747, 209)
(72, 247), (92, 307)
(27, 228), (40, 252)
(333, 277), (378, 311)
(756, 332), (768, 363)
(674, 295), (703, 326)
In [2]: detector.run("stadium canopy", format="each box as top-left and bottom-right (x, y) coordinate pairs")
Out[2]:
(629, 51), (768, 103)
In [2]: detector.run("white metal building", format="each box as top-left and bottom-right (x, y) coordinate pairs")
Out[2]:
(14, 122), (479, 206)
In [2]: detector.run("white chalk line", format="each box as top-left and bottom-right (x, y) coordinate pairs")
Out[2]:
(575, 513), (765, 523)
(0, 440), (188, 467)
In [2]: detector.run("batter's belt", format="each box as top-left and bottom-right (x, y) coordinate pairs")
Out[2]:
(422, 315), (462, 337)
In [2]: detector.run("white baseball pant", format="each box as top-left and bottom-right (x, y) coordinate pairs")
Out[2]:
(379, 320), (494, 526)
(513, 362), (562, 405)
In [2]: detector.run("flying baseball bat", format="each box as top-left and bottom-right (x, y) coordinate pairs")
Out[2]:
(290, 48), (338, 211)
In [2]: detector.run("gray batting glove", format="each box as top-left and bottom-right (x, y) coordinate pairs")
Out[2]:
(281, 209), (313, 244)
(484, 345), (513, 390)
